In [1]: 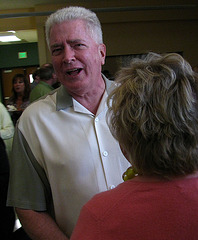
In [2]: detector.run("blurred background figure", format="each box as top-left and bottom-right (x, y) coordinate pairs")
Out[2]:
(0, 102), (14, 160)
(0, 136), (15, 239)
(193, 65), (198, 73)
(71, 52), (198, 240)
(29, 65), (58, 103)
(6, 74), (30, 126)
(102, 69), (114, 80)
(42, 62), (61, 89)
(31, 68), (40, 90)
(41, 62), (53, 68)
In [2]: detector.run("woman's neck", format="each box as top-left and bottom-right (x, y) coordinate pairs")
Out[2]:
(132, 171), (198, 182)
(17, 92), (24, 98)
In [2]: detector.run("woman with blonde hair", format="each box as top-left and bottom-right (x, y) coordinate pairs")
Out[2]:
(71, 52), (198, 240)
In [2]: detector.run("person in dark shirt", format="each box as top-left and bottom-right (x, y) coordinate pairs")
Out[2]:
(0, 136), (15, 239)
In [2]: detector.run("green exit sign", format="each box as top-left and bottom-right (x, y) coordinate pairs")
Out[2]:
(18, 52), (27, 59)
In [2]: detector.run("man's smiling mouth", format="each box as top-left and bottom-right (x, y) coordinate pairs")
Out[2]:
(66, 68), (82, 76)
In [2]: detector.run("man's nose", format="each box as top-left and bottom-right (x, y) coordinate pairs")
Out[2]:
(63, 46), (76, 64)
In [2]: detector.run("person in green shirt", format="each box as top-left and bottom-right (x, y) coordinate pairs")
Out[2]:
(30, 66), (58, 103)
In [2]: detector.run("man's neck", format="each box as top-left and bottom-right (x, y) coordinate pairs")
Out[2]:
(73, 87), (105, 115)
(42, 79), (53, 86)
(71, 78), (106, 114)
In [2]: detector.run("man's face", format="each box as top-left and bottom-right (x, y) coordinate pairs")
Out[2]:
(49, 19), (106, 96)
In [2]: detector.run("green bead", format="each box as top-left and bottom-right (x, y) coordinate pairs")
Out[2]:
(122, 166), (138, 181)
(126, 167), (136, 179)
(122, 173), (128, 181)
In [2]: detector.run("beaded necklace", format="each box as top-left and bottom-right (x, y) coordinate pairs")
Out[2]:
(122, 166), (138, 181)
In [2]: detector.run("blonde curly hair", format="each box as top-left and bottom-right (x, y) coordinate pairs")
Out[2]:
(107, 52), (198, 178)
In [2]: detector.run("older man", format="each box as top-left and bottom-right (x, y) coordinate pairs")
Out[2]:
(7, 6), (129, 240)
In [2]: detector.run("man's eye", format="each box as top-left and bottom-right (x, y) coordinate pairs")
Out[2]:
(52, 48), (62, 56)
(74, 43), (86, 49)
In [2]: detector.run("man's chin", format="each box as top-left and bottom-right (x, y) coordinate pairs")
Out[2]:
(63, 82), (89, 95)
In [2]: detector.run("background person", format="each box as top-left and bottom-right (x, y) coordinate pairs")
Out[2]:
(0, 102), (14, 160)
(71, 52), (198, 240)
(31, 68), (40, 90)
(7, 6), (129, 240)
(30, 66), (57, 102)
(6, 74), (30, 125)
(193, 65), (198, 73)
(0, 136), (15, 240)
(41, 62), (61, 89)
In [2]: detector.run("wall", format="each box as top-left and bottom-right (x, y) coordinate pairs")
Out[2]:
(0, 0), (198, 69)
(33, 0), (198, 68)
(0, 42), (39, 68)
(0, 8), (36, 31)
(0, 43), (39, 101)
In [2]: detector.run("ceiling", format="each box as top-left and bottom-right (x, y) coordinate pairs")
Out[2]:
(0, 29), (39, 45)
(0, 0), (91, 10)
(1, 1), (197, 46)
(0, 0), (92, 45)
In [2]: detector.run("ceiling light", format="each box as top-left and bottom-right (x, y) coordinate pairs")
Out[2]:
(7, 30), (16, 33)
(0, 35), (21, 42)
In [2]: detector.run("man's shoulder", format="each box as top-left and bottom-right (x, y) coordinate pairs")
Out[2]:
(22, 90), (57, 119)
(103, 75), (116, 94)
(32, 81), (51, 92)
(30, 83), (42, 98)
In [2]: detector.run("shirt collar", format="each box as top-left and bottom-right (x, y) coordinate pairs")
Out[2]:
(56, 85), (73, 111)
(56, 74), (115, 111)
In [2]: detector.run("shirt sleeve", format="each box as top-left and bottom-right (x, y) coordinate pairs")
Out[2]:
(0, 103), (14, 140)
(71, 204), (99, 240)
(7, 126), (53, 212)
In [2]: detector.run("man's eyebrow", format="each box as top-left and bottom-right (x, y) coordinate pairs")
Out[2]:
(68, 39), (86, 44)
(51, 43), (62, 48)
(50, 39), (86, 49)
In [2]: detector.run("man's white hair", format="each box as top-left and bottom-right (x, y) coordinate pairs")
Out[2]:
(45, 6), (103, 48)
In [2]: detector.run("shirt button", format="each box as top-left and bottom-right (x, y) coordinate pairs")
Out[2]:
(103, 151), (108, 157)
(109, 185), (115, 190)
(95, 117), (99, 122)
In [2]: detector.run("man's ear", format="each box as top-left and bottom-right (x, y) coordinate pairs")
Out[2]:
(99, 44), (106, 65)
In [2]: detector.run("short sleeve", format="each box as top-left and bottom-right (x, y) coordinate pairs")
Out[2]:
(7, 126), (52, 212)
